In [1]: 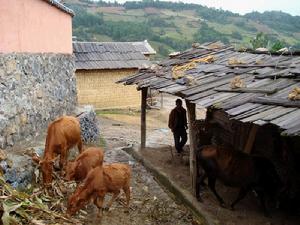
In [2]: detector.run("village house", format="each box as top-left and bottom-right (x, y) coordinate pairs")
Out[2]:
(0, 0), (73, 53)
(118, 41), (300, 209)
(73, 41), (155, 109)
(0, 0), (76, 149)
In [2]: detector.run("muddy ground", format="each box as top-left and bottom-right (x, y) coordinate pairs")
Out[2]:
(97, 94), (300, 225)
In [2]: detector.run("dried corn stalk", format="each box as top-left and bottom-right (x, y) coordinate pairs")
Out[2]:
(228, 57), (246, 65)
(288, 87), (300, 101)
(230, 76), (246, 89)
(0, 173), (81, 225)
(172, 55), (216, 80)
(183, 75), (196, 86)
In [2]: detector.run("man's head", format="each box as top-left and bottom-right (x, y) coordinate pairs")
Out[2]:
(176, 99), (182, 107)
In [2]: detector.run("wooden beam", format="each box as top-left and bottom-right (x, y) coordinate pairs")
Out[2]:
(250, 97), (300, 108)
(141, 87), (148, 149)
(244, 124), (258, 154)
(214, 87), (278, 94)
(185, 100), (197, 196)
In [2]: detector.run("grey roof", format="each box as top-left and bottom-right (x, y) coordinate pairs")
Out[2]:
(73, 42), (152, 70)
(131, 40), (156, 55)
(44, 0), (74, 16)
(118, 41), (300, 136)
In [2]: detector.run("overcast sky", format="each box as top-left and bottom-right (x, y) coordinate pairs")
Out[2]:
(109, 0), (300, 16)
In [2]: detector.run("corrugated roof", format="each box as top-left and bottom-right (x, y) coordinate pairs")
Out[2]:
(73, 42), (152, 70)
(43, 0), (74, 16)
(118, 41), (300, 136)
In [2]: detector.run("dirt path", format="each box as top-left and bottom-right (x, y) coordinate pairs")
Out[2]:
(82, 116), (201, 225)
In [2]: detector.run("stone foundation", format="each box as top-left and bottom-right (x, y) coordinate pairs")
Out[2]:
(0, 53), (77, 149)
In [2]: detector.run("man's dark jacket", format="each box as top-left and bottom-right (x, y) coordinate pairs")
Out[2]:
(168, 107), (187, 132)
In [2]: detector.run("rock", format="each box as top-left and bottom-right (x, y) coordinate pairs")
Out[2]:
(143, 186), (149, 192)
(76, 105), (100, 144)
(6, 58), (17, 74)
(0, 149), (7, 161)
(1, 153), (34, 190)
(6, 135), (14, 146)
(20, 113), (28, 125)
(36, 89), (44, 99)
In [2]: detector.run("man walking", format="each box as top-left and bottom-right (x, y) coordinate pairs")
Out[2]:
(168, 99), (188, 155)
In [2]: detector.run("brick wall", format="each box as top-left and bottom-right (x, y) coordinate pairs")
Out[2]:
(76, 69), (141, 109)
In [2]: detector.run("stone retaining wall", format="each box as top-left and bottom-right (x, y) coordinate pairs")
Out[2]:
(0, 53), (77, 149)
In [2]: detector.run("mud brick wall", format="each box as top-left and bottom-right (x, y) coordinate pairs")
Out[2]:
(0, 53), (77, 149)
(76, 69), (141, 109)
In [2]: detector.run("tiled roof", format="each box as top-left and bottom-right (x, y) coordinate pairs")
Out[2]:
(73, 42), (152, 70)
(118, 42), (300, 136)
(44, 0), (74, 16)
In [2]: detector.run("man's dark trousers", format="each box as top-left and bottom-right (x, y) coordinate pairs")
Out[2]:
(173, 128), (187, 153)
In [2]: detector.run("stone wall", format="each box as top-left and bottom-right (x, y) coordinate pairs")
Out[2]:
(0, 53), (77, 149)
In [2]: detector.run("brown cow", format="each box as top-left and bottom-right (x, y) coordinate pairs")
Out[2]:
(40, 116), (83, 185)
(67, 163), (131, 217)
(65, 147), (104, 182)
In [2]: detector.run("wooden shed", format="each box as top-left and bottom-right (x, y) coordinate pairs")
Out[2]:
(118, 42), (300, 207)
(73, 41), (155, 109)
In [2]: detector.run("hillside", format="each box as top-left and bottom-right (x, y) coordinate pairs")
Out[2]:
(64, 0), (300, 58)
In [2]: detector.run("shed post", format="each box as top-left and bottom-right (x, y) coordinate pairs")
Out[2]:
(185, 100), (197, 195)
(141, 87), (148, 149)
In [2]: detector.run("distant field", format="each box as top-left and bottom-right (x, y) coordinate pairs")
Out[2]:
(65, 0), (300, 57)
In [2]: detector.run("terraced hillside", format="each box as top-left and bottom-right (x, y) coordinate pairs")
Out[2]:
(65, 0), (300, 58)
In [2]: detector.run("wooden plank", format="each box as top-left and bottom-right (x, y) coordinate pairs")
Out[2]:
(226, 103), (261, 116)
(271, 109), (300, 126)
(253, 120), (268, 126)
(240, 106), (278, 122)
(195, 92), (240, 107)
(250, 97), (300, 108)
(233, 105), (273, 120)
(141, 87), (148, 149)
(222, 93), (261, 109)
(182, 75), (237, 96)
(214, 87), (278, 94)
(227, 63), (290, 68)
(161, 85), (187, 94)
(272, 83), (300, 98)
(281, 124), (300, 136)
(260, 107), (297, 121)
(185, 100), (197, 196)
(244, 125), (259, 154)
(276, 110), (300, 129)
(152, 80), (174, 89)
(186, 90), (216, 101)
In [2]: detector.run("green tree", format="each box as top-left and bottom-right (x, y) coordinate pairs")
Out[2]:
(250, 32), (269, 49)
(193, 23), (229, 44)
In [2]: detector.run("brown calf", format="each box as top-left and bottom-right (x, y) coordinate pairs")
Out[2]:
(40, 116), (83, 185)
(67, 163), (131, 217)
(65, 147), (104, 182)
